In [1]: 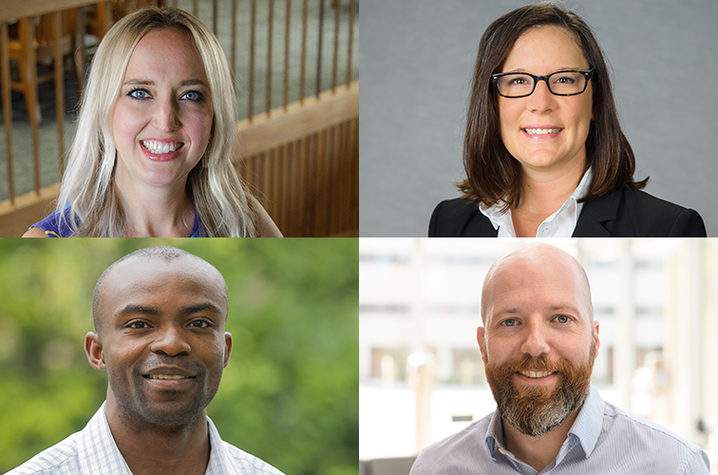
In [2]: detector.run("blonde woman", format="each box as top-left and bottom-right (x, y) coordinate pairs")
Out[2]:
(24, 7), (281, 237)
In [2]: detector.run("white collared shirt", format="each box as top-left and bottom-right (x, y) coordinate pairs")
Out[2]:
(7, 402), (285, 475)
(479, 168), (593, 237)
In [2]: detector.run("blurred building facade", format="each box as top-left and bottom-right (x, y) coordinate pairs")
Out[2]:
(359, 238), (718, 475)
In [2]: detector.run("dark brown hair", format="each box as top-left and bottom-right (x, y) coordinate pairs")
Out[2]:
(458, 2), (647, 209)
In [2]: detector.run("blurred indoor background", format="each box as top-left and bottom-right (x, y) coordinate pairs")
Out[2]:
(1, 0), (359, 236)
(360, 238), (718, 474)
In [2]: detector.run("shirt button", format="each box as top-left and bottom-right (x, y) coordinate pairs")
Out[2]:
(541, 227), (550, 236)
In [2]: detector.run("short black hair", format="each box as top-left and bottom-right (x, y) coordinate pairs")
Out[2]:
(92, 246), (227, 331)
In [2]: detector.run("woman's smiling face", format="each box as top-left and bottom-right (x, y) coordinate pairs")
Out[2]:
(111, 28), (214, 190)
(498, 26), (593, 176)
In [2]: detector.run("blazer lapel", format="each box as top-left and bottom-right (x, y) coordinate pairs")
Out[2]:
(572, 189), (623, 237)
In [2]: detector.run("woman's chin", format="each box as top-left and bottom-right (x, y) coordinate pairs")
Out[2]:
(515, 151), (584, 175)
(517, 156), (565, 172)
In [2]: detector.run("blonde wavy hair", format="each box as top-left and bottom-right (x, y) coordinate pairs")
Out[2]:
(58, 7), (256, 236)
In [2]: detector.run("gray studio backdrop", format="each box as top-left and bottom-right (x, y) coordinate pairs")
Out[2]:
(359, 0), (718, 236)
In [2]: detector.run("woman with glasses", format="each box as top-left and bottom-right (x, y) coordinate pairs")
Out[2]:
(429, 3), (706, 237)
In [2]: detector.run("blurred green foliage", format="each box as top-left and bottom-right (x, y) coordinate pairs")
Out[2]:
(0, 238), (358, 474)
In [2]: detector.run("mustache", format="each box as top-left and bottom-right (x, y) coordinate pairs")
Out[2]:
(136, 357), (204, 375)
(487, 353), (574, 377)
(483, 344), (596, 437)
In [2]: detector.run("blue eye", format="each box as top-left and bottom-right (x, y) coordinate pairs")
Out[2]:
(128, 88), (151, 100)
(555, 315), (570, 323)
(181, 91), (204, 102)
(501, 319), (518, 327)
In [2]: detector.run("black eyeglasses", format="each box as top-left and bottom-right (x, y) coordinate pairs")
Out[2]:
(491, 69), (595, 98)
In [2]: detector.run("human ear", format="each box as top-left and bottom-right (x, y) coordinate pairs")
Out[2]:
(85, 332), (106, 371)
(592, 320), (600, 356)
(223, 332), (233, 368)
(476, 326), (486, 357)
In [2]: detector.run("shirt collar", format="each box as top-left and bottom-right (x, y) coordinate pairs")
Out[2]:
(205, 416), (237, 475)
(484, 383), (604, 463)
(485, 409), (506, 459)
(78, 402), (133, 475)
(479, 167), (593, 237)
(566, 383), (604, 458)
(78, 402), (229, 475)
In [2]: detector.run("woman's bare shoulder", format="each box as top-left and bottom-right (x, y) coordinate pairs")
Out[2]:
(249, 195), (283, 237)
(22, 227), (50, 238)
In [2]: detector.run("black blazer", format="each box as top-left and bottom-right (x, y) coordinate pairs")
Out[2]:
(429, 187), (707, 237)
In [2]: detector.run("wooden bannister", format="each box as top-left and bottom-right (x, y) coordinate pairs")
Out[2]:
(0, 0), (358, 237)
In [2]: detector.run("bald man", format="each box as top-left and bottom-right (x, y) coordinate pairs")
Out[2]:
(8, 247), (284, 475)
(410, 243), (710, 475)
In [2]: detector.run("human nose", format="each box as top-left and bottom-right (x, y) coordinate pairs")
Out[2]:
(519, 320), (551, 357)
(152, 96), (180, 132)
(526, 79), (556, 112)
(150, 326), (191, 356)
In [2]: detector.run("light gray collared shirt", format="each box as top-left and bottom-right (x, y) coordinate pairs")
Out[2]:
(410, 384), (710, 475)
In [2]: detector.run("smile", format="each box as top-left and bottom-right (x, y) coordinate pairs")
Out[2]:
(518, 370), (557, 378)
(523, 128), (562, 135)
(145, 374), (193, 380)
(141, 140), (184, 154)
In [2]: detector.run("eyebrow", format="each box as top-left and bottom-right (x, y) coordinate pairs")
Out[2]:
(115, 302), (222, 319)
(503, 67), (585, 74)
(179, 303), (223, 317)
(493, 304), (582, 317)
(116, 304), (161, 318)
(122, 79), (209, 88)
(544, 304), (582, 314)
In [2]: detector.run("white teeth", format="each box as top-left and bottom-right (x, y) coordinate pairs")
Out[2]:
(147, 374), (189, 380)
(141, 140), (182, 154)
(520, 370), (554, 378)
(524, 128), (561, 135)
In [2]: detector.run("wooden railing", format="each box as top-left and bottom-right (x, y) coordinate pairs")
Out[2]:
(0, 0), (358, 237)
(0, 0), (104, 210)
(239, 81), (358, 237)
(161, 0), (356, 119)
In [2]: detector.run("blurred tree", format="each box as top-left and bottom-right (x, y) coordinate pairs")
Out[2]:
(0, 238), (358, 475)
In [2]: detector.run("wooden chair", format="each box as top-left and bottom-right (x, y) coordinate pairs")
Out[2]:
(7, 9), (80, 124)
(84, 0), (158, 40)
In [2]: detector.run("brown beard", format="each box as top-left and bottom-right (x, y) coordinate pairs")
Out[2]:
(483, 341), (595, 437)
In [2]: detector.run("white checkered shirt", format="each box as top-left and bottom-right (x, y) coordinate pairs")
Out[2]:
(7, 402), (284, 475)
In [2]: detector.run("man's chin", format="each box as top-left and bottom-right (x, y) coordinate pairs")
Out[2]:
(114, 388), (209, 428)
(486, 359), (594, 437)
(134, 400), (207, 428)
(506, 412), (571, 438)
